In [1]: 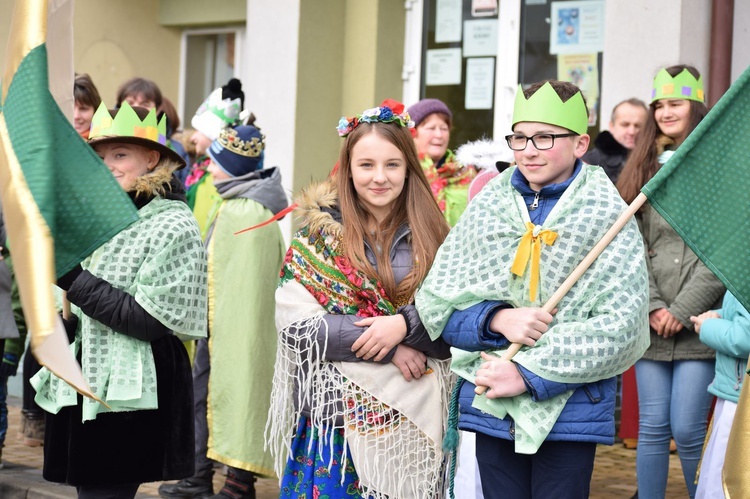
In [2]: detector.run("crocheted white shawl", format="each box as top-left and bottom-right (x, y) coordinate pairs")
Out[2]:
(416, 165), (649, 453)
(32, 197), (207, 422)
(267, 181), (450, 498)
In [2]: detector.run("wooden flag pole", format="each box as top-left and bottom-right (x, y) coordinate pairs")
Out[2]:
(62, 291), (71, 320)
(475, 193), (648, 395)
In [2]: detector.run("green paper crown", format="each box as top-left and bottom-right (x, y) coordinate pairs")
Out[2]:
(512, 83), (588, 135)
(651, 68), (704, 103)
(89, 101), (168, 146)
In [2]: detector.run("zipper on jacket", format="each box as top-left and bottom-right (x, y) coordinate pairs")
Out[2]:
(529, 192), (540, 211)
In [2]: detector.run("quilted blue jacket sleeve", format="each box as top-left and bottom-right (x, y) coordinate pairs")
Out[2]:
(441, 301), (512, 351)
(442, 300), (585, 399)
(516, 364), (585, 401)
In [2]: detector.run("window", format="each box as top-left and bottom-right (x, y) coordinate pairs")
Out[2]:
(420, 0), (500, 148)
(180, 28), (244, 125)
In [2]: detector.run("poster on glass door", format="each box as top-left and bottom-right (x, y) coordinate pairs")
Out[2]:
(549, 0), (605, 55)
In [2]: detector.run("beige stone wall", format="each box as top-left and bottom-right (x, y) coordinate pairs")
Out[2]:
(293, 0), (407, 191)
(73, 0), (181, 108)
(0, 0), (181, 109)
(159, 0), (246, 27)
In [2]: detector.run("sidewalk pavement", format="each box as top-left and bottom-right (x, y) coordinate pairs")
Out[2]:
(1, 396), (688, 498)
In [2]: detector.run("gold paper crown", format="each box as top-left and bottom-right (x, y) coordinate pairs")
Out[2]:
(89, 101), (167, 145)
(512, 83), (588, 135)
(651, 68), (704, 103)
(217, 127), (264, 157)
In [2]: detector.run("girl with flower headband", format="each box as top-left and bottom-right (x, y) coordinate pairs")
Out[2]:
(618, 65), (725, 499)
(268, 99), (452, 498)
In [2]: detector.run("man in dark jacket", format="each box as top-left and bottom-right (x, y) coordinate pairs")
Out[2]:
(583, 98), (647, 183)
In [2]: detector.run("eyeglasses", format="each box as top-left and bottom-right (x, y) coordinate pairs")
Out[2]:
(504, 132), (578, 151)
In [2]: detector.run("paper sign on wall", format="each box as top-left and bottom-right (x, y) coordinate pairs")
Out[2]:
(436, 0), (463, 43)
(549, 0), (605, 55)
(465, 57), (495, 109)
(426, 48), (463, 86)
(557, 53), (599, 126)
(463, 19), (498, 57)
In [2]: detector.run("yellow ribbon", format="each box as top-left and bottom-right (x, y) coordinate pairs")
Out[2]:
(511, 222), (558, 302)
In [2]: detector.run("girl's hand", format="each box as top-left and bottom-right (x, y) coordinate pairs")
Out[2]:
(488, 307), (555, 346)
(649, 308), (669, 335)
(352, 315), (408, 361)
(657, 310), (683, 338)
(474, 352), (527, 398)
(690, 311), (721, 334)
(391, 345), (427, 381)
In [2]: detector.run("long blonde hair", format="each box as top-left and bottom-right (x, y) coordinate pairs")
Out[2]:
(336, 122), (449, 302)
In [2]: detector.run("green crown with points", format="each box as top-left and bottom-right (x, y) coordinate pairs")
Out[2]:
(89, 101), (168, 146)
(651, 68), (704, 103)
(512, 83), (588, 135)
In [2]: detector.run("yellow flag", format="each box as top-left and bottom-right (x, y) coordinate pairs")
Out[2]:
(722, 356), (750, 497)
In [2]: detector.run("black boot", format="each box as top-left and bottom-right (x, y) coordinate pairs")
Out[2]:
(209, 469), (256, 499)
(158, 476), (214, 498)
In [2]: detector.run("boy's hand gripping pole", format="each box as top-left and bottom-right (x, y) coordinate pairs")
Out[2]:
(474, 193), (648, 395)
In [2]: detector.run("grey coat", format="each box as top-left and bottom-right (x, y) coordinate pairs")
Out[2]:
(639, 205), (725, 361)
(314, 223), (450, 363)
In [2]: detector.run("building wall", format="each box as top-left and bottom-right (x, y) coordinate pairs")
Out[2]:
(295, 0), (347, 190)
(0, 0), (181, 109)
(243, 0), (406, 240)
(598, 0), (749, 125)
(74, 0), (181, 108)
(600, 0), (711, 128)
(732, 0), (750, 82)
(159, 0), (246, 27)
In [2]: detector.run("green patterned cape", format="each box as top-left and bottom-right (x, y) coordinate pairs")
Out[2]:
(416, 164), (649, 453)
(32, 197), (207, 421)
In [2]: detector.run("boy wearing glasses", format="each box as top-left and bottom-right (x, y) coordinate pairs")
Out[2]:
(417, 80), (649, 498)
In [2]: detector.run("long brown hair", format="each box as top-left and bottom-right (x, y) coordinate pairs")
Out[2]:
(617, 65), (708, 203)
(337, 122), (450, 303)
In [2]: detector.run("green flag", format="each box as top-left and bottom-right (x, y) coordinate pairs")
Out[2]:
(642, 65), (750, 313)
(0, 0), (138, 399)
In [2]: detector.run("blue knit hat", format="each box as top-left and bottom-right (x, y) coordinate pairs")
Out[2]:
(207, 125), (265, 177)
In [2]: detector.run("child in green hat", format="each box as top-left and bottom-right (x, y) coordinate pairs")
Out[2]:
(416, 80), (650, 498)
(32, 102), (207, 499)
(617, 64), (723, 499)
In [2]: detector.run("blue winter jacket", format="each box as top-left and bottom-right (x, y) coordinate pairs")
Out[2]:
(444, 160), (619, 444)
(698, 292), (750, 404)
(446, 301), (617, 444)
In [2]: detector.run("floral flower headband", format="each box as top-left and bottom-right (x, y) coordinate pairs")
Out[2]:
(336, 98), (415, 138)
